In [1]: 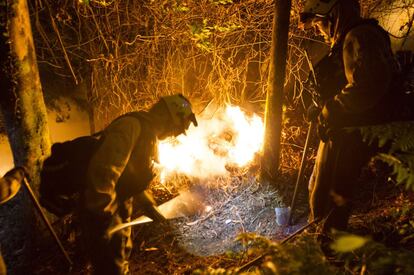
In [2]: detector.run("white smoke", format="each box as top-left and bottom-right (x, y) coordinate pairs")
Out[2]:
(158, 105), (264, 180)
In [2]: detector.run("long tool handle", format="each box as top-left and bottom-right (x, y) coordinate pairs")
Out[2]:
(288, 121), (315, 225)
(23, 177), (73, 268)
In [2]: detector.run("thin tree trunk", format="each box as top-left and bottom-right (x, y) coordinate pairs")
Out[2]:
(261, 0), (292, 183)
(0, 0), (51, 273)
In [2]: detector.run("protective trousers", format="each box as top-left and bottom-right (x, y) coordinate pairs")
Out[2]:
(81, 198), (133, 275)
(309, 130), (376, 233)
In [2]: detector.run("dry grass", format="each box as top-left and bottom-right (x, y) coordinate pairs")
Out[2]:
(30, 1), (322, 210)
(28, 0), (411, 234)
(31, 0), (318, 126)
(172, 174), (303, 257)
(29, 0), (410, 179)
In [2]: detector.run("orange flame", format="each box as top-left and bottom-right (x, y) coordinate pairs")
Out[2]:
(157, 105), (264, 180)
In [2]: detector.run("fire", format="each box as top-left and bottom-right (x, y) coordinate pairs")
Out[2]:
(157, 105), (264, 180)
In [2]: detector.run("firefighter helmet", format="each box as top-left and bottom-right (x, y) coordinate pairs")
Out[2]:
(161, 94), (198, 129)
(300, 0), (339, 23)
(303, 0), (339, 16)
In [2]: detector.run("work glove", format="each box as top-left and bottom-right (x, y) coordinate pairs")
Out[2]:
(135, 191), (176, 235)
(146, 205), (167, 223)
(317, 123), (330, 143)
(316, 104), (330, 142)
(316, 99), (345, 142)
(0, 167), (26, 204)
(144, 203), (175, 235)
(135, 191), (167, 222)
(306, 104), (321, 123)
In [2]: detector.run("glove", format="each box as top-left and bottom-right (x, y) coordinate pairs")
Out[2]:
(316, 99), (345, 142)
(144, 203), (175, 235)
(319, 98), (347, 128)
(317, 112), (342, 142)
(146, 205), (167, 223)
(317, 123), (329, 143)
(306, 104), (321, 123)
(135, 191), (167, 223)
(0, 167), (25, 204)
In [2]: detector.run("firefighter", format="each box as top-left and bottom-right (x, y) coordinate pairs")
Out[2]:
(299, 0), (400, 249)
(0, 167), (25, 274)
(81, 94), (197, 275)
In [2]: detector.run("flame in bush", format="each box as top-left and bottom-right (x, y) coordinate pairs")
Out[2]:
(158, 105), (264, 180)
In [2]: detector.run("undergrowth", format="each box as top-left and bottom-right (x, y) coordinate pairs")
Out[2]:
(195, 230), (414, 275)
(360, 121), (414, 191)
(26, 1), (414, 273)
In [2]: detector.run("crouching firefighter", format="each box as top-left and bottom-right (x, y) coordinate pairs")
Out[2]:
(299, 0), (412, 253)
(81, 94), (198, 275)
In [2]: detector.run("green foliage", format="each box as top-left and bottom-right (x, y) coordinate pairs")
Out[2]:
(377, 152), (414, 190)
(87, 0), (113, 7)
(189, 19), (240, 52)
(175, 5), (190, 12)
(236, 232), (278, 253)
(193, 267), (235, 275)
(359, 122), (414, 191)
(388, 195), (414, 246)
(330, 234), (369, 253)
(209, 0), (233, 5)
(196, 231), (414, 275)
(360, 122), (414, 152)
(189, 19), (213, 51)
(333, 232), (414, 275)
(263, 235), (337, 275)
(196, 233), (338, 275)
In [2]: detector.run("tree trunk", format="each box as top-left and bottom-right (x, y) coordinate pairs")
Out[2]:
(261, 0), (291, 183)
(0, 0), (51, 273)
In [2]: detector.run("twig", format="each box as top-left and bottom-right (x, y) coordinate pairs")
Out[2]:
(45, 2), (79, 84)
(236, 218), (321, 272)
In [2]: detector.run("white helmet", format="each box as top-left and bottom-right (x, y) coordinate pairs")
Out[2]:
(161, 94), (198, 128)
(300, 0), (339, 23)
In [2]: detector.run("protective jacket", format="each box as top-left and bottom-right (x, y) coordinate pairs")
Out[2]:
(82, 113), (158, 275)
(318, 19), (400, 128)
(84, 112), (157, 218)
(309, 18), (399, 234)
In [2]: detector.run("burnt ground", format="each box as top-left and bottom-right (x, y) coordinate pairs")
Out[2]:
(116, 172), (309, 275)
(30, 165), (414, 275)
(127, 174), (309, 275)
(30, 168), (310, 275)
(129, 168), (414, 274)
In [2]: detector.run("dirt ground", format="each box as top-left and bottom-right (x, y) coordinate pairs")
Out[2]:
(128, 173), (309, 275)
(31, 168), (310, 275)
(30, 162), (414, 275)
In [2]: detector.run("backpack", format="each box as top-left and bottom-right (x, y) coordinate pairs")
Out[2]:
(39, 112), (148, 217)
(39, 134), (102, 216)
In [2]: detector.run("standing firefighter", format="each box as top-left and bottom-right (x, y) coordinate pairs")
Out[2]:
(82, 94), (197, 274)
(299, 0), (402, 250)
